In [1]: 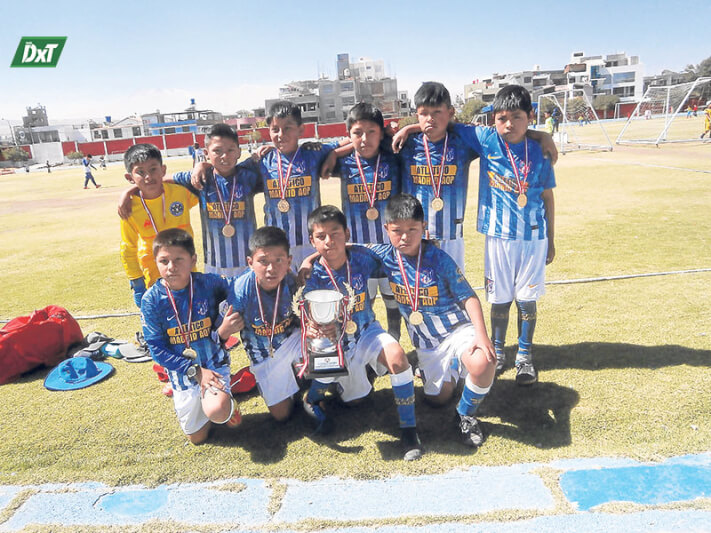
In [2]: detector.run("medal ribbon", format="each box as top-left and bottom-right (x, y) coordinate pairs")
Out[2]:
(164, 274), (194, 351)
(354, 152), (381, 209)
(502, 137), (529, 196)
(395, 247), (422, 315)
(213, 171), (237, 227)
(422, 133), (449, 201)
(297, 303), (309, 378)
(139, 192), (166, 234)
(276, 146), (302, 201)
(255, 281), (281, 356)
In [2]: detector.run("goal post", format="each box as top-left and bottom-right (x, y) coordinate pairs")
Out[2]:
(537, 89), (613, 154)
(616, 77), (711, 145)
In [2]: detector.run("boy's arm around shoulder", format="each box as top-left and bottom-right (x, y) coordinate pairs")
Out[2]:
(392, 123), (422, 153)
(526, 129), (558, 164)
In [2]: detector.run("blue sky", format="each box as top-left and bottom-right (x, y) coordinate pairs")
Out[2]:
(1, 0), (708, 129)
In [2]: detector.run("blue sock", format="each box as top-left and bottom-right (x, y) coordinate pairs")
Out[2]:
(390, 367), (416, 428)
(306, 379), (330, 405)
(456, 375), (491, 417)
(516, 300), (537, 364)
(491, 302), (512, 354)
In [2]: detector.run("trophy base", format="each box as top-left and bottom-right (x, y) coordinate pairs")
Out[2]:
(303, 353), (349, 379)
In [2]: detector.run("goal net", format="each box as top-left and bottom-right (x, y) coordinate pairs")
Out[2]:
(616, 77), (711, 145)
(537, 89), (613, 153)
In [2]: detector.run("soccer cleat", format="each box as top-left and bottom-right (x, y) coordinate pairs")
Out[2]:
(515, 362), (538, 386)
(401, 427), (422, 461)
(303, 395), (333, 435)
(96, 184), (102, 188)
(458, 413), (484, 448)
(83, 186), (88, 189)
(495, 348), (506, 373)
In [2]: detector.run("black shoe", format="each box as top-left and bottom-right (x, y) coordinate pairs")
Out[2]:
(401, 427), (422, 461)
(495, 349), (506, 373)
(515, 362), (538, 386)
(458, 413), (484, 448)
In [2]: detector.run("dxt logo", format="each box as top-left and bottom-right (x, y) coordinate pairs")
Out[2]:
(11, 37), (67, 68)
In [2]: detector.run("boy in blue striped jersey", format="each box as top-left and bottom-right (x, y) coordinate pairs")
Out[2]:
(466, 85), (556, 385)
(328, 103), (403, 340)
(302, 205), (421, 461)
(367, 194), (496, 449)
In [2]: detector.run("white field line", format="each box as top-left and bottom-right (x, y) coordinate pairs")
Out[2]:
(587, 157), (711, 174)
(3, 268), (710, 323)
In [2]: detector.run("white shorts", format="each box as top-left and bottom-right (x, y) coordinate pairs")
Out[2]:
(484, 236), (547, 304)
(438, 239), (465, 274)
(290, 244), (317, 274)
(172, 365), (232, 435)
(367, 276), (393, 300)
(334, 321), (394, 402)
(416, 323), (475, 396)
(251, 330), (302, 407)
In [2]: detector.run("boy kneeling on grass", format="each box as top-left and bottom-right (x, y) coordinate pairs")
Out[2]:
(141, 228), (241, 444)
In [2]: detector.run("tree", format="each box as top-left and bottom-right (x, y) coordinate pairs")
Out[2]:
(1, 146), (29, 164)
(246, 130), (261, 145)
(566, 97), (588, 118)
(593, 95), (620, 119)
(66, 151), (84, 164)
(682, 55), (711, 81)
(458, 99), (486, 123)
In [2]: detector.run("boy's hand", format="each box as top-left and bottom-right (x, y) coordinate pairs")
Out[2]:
(300, 141), (323, 151)
(392, 129), (409, 153)
(468, 335), (496, 364)
(538, 132), (558, 164)
(320, 151), (338, 179)
(305, 320), (338, 343)
(218, 305), (244, 339)
(198, 366), (226, 396)
(546, 240), (556, 265)
(190, 162), (212, 191)
(117, 189), (134, 219)
(255, 145), (273, 159)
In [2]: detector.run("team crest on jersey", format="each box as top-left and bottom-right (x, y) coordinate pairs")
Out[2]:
(351, 274), (364, 292)
(420, 268), (434, 286)
(197, 299), (209, 316)
(170, 202), (184, 217)
(219, 300), (230, 316)
(233, 184), (244, 199)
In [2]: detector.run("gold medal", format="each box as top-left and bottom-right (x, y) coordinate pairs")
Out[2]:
(366, 207), (379, 221)
(345, 320), (357, 335)
(222, 224), (235, 238)
(183, 347), (197, 360)
(269, 344), (275, 358)
(409, 311), (424, 326)
(517, 194), (527, 208)
(278, 199), (290, 212)
(431, 197), (444, 211)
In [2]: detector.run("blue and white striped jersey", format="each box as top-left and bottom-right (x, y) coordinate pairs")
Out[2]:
(173, 161), (262, 274)
(252, 143), (337, 247)
(365, 242), (475, 349)
(453, 123), (556, 241)
(304, 247), (382, 353)
(226, 270), (299, 366)
(141, 273), (230, 391)
(399, 131), (479, 241)
(335, 151), (401, 245)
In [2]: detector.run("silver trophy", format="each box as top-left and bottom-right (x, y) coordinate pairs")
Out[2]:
(293, 288), (353, 379)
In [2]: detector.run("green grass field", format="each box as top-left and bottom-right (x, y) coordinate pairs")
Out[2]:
(0, 136), (709, 487)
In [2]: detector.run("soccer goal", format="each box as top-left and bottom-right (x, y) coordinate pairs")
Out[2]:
(537, 89), (613, 154)
(616, 77), (711, 145)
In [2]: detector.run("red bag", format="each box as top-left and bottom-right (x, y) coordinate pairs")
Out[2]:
(0, 305), (83, 385)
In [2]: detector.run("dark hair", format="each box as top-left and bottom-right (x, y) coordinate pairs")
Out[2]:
(153, 228), (195, 257)
(124, 143), (163, 171)
(204, 123), (239, 147)
(266, 100), (302, 126)
(307, 205), (348, 236)
(86, 154), (92, 158)
(414, 82), (452, 109)
(384, 194), (424, 224)
(492, 85), (533, 115)
(248, 226), (290, 257)
(346, 102), (384, 131)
